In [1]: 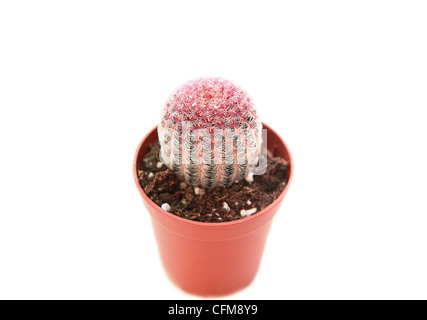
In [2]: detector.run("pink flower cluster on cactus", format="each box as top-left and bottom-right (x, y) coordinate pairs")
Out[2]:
(158, 77), (262, 189)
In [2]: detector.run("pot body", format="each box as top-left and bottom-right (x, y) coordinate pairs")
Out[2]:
(134, 123), (293, 296)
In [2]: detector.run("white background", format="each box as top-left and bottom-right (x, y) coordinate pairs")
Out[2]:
(0, 1), (426, 300)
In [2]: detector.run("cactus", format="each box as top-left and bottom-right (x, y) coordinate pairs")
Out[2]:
(158, 77), (262, 189)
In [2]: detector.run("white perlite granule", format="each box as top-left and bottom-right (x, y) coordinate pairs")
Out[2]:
(240, 208), (257, 217)
(246, 200), (252, 205)
(245, 171), (254, 183)
(147, 172), (154, 179)
(194, 187), (205, 196)
(222, 202), (231, 212)
(161, 203), (171, 211)
(156, 162), (163, 169)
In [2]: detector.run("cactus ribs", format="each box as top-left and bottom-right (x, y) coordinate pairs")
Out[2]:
(138, 143), (289, 222)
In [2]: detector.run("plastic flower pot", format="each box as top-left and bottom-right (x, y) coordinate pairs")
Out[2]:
(133, 123), (293, 296)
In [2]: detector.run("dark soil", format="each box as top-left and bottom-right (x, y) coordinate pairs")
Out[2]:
(137, 143), (289, 222)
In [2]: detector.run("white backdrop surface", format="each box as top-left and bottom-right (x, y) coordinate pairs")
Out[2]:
(0, 1), (426, 299)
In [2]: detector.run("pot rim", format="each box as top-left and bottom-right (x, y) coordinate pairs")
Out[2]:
(133, 122), (294, 228)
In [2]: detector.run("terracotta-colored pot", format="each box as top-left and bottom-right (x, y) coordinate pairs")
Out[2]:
(133, 123), (293, 296)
